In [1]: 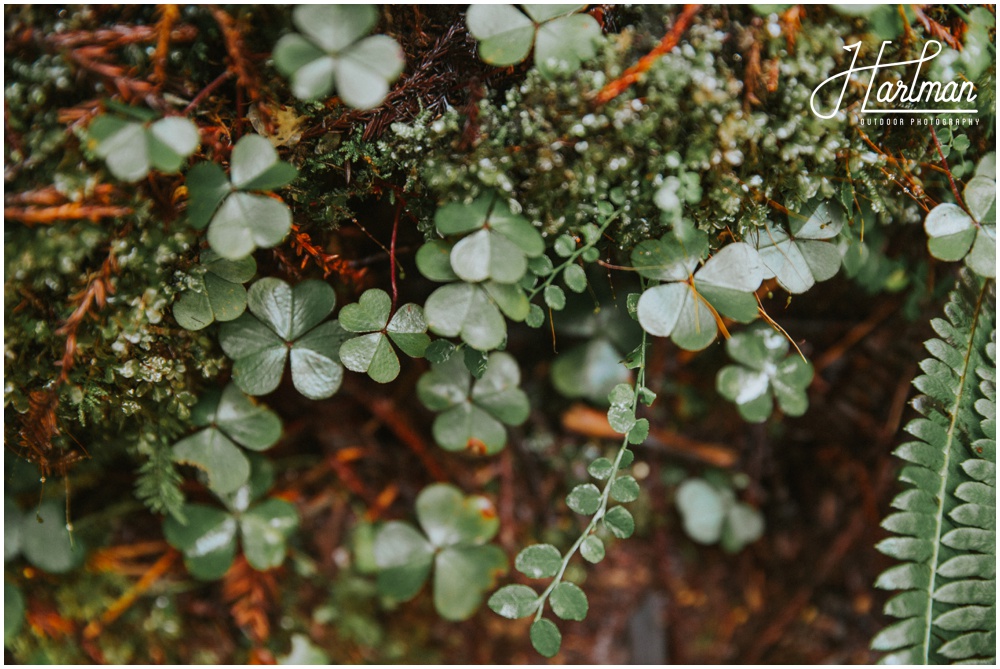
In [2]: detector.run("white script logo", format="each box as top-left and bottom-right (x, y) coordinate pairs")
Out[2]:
(811, 40), (977, 119)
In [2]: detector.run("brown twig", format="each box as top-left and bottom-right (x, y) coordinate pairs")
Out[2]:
(929, 126), (974, 219)
(83, 548), (179, 639)
(183, 70), (234, 116)
(222, 555), (280, 645)
(152, 5), (180, 87)
(594, 5), (701, 104)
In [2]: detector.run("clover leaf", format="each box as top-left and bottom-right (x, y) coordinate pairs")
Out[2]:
(89, 113), (200, 182)
(338, 289), (430, 383)
(164, 458), (299, 580)
(373, 483), (507, 621)
(172, 384), (282, 495)
(924, 153), (996, 279)
(11, 499), (86, 574)
(716, 324), (813, 423)
(5, 583), (24, 645)
(417, 351), (530, 454)
(675, 477), (764, 553)
(219, 278), (346, 399)
(435, 195), (544, 285)
(187, 134), (298, 260)
(748, 201), (845, 294)
(635, 241), (766, 350)
(424, 281), (509, 351)
(273, 5), (404, 109)
(466, 5), (602, 79)
(174, 250), (257, 331)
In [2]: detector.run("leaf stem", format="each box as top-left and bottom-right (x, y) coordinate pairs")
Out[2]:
(532, 331), (647, 622)
(527, 208), (622, 301)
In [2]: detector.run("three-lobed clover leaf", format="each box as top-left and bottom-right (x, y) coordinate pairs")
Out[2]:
(466, 4), (602, 79)
(164, 459), (299, 580)
(273, 5), (404, 109)
(924, 153), (996, 279)
(675, 477), (764, 553)
(173, 250), (257, 331)
(89, 113), (200, 182)
(5, 498), (85, 575)
(338, 288), (430, 383)
(372, 483), (507, 621)
(417, 351), (530, 454)
(635, 236), (766, 351)
(716, 323), (813, 423)
(424, 281), (513, 351)
(748, 201), (845, 294)
(172, 383), (282, 495)
(187, 134), (298, 260)
(434, 195), (544, 285)
(219, 278), (346, 400)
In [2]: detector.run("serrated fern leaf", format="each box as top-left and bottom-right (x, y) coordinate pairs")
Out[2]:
(873, 271), (996, 665)
(134, 439), (186, 523)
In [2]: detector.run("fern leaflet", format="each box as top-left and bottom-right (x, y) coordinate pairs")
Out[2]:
(872, 270), (996, 664)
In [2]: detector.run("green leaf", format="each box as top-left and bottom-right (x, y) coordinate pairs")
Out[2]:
(587, 457), (614, 480)
(186, 162), (231, 230)
(676, 478), (725, 544)
(340, 288), (391, 332)
(925, 203), (978, 261)
(172, 427), (251, 495)
(425, 282), (506, 351)
(240, 498), (299, 571)
(488, 584), (539, 619)
(751, 202), (844, 294)
(603, 505), (635, 539)
(230, 134), (298, 192)
(93, 119), (148, 182)
(340, 332), (399, 383)
(580, 535), (605, 564)
(424, 339), (456, 364)
(566, 483), (601, 515)
(471, 351), (530, 425)
(274, 5), (403, 108)
(721, 503), (765, 553)
(433, 544), (507, 621)
(173, 251), (256, 330)
(607, 404), (636, 434)
(551, 340), (631, 406)
(483, 281), (530, 322)
(291, 320), (348, 399)
(20, 500), (85, 574)
(5, 583), (24, 644)
(530, 618), (562, 658)
(515, 544), (563, 579)
(335, 35), (405, 110)
(279, 634), (330, 665)
(549, 582), (588, 621)
(163, 504), (238, 580)
(533, 13), (601, 79)
(207, 192), (292, 260)
(416, 483), (499, 548)
(416, 240), (460, 282)
(610, 476), (640, 503)
(5, 496), (23, 562)
(631, 230), (707, 281)
(544, 284), (566, 310)
(148, 117), (200, 173)
(563, 264), (588, 293)
(211, 384), (283, 451)
(373, 521), (434, 601)
(466, 4), (535, 66)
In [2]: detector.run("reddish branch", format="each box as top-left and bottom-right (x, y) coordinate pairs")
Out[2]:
(5, 202), (132, 226)
(222, 555), (280, 646)
(286, 223), (361, 280)
(209, 6), (265, 129)
(930, 126), (974, 219)
(152, 5), (181, 87)
(913, 6), (961, 50)
(595, 4), (702, 104)
(83, 548), (179, 639)
(55, 247), (119, 383)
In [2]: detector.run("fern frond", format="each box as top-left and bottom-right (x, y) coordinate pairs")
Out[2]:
(873, 270), (996, 665)
(134, 438), (186, 523)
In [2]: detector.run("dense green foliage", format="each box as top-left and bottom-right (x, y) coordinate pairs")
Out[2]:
(3, 3), (996, 663)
